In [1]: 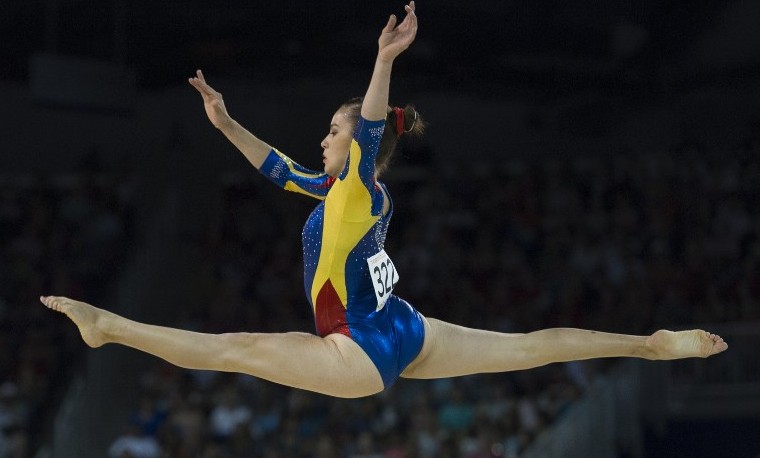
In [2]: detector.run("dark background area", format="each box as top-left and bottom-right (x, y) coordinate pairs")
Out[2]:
(3, 0), (760, 94)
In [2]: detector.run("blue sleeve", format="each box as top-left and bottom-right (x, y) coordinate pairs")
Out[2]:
(259, 149), (333, 200)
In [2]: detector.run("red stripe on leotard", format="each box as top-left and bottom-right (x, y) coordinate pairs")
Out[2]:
(314, 279), (351, 338)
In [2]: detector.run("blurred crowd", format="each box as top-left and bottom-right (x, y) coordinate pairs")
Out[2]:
(108, 134), (760, 457)
(0, 171), (137, 457)
(108, 361), (583, 458)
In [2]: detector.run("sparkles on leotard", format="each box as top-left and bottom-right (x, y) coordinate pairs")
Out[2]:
(258, 117), (425, 388)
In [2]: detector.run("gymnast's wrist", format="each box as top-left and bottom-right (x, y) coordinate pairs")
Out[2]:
(376, 53), (396, 65)
(215, 114), (235, 132)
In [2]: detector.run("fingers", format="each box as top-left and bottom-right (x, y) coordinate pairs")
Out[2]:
(188, 79), (210, 97)
(400, 3), (418, 33)
(188, 74), (203, 89)
(188, 70), (216, 97)
(190, 72), (207, 89)
(384, 2), (416, 33)
(383, 14), (397, 32)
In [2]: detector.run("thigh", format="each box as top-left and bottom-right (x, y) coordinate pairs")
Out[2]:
(230, 331), (384, 398)
(400, 317), (531, 379)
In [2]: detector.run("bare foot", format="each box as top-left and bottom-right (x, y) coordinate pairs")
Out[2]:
(40, 296), (110, 348)
(646, 329), (728, 360)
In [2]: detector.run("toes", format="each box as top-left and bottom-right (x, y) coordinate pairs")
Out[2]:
(41, 296), (63, 311)
(705, 331), (728, 355)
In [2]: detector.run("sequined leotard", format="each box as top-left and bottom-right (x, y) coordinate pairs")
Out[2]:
(258, 117), (425, 388)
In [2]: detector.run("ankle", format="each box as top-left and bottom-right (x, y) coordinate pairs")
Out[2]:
(643, 330), (672, 360)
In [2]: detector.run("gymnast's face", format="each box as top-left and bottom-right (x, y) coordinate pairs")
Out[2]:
(321, 109), (354, 177)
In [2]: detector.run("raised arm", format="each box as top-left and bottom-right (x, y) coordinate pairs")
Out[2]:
(188, 70), (271, 169)
(361, 2), (418, 121)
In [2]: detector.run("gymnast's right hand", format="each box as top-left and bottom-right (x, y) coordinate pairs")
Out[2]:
(188, 69), (231, 130)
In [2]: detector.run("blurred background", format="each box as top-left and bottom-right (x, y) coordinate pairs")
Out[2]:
(1, 0), (759, 456)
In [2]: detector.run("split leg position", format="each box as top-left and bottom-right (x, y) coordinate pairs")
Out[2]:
(40, 296), (728, 398)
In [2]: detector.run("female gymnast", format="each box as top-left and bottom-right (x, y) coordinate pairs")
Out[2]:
(41, 2), (727, 398)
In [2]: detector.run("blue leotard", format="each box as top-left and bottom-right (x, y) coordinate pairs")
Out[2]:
(258, 117), (425, 388)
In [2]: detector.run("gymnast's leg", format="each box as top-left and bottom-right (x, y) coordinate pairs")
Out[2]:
(401, 317), (728, 379)
(41, 296), (383, 398)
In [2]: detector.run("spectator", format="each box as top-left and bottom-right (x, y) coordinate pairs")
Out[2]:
(108, 423), (162, 458)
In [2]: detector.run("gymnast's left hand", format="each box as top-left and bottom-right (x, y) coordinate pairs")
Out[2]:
(377, 1), (418, 63)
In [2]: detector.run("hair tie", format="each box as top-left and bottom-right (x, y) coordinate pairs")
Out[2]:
(392, 107), (405, 137)
(405, 110), (418, 133)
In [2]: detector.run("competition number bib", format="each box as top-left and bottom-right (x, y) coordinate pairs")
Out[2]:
(367, 249), (399, 311)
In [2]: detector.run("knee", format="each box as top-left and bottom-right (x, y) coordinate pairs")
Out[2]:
(214, 332), (265, 373)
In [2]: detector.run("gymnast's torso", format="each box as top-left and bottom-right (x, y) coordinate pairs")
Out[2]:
(258, 116), (425, 387)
